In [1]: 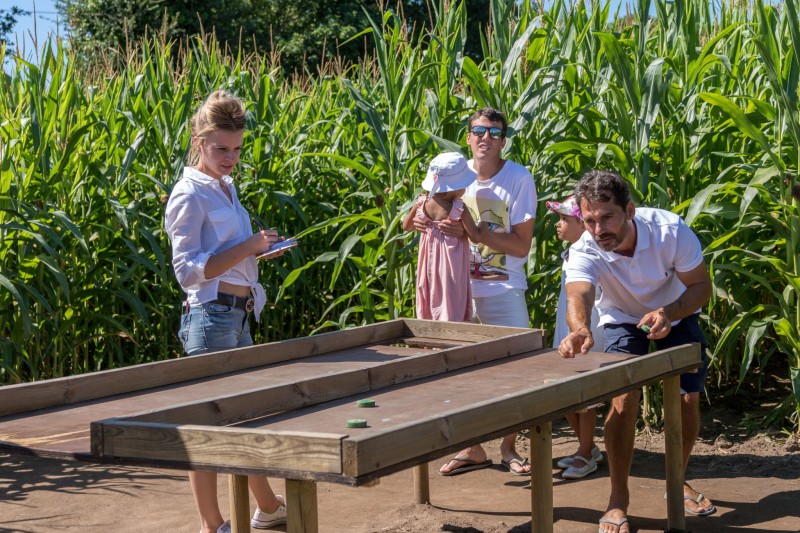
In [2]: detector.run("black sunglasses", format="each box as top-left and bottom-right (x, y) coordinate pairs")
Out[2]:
(469, 125), (505, 140)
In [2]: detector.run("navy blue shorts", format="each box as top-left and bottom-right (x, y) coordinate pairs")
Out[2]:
(602, 313), (708, 394)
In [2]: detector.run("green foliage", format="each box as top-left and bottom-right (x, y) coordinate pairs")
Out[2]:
(55, 0), (493, 74)
(2, 0), (799, 436)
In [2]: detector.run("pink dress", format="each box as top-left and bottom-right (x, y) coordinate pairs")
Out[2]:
(415, 196), (473, 322)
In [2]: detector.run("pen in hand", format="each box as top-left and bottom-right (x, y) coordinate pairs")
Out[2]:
(252, 217), (269, 232)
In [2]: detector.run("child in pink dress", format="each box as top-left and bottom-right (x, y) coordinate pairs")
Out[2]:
(403, 152), (482, 321)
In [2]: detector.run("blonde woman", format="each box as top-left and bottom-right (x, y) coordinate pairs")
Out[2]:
(165, 90), (287, 533)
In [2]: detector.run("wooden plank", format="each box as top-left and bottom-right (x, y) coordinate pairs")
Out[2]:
(403, 319), (542, 346)
(540, 344), (701, 414)
(122, 371), (373, 426)
(442, 329), (543, 371)
(343, 345), (700, 477)
(108, 329), (544, 427)
(401, 337), (472, 349)
(93, 422), (345, 473)
(0, 319), (407, 417)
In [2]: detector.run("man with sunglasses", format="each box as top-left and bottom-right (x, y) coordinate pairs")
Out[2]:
(425, 108), (537, 477)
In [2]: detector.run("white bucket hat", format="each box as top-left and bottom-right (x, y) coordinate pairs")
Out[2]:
(420, 152), (477, 194)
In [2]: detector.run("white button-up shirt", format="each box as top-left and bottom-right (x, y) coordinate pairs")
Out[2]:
(165, 167), (266, 320)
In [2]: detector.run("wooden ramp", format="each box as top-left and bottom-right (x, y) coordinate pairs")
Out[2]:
(0, 319), (701, 533)
(0, 319), (540, 461)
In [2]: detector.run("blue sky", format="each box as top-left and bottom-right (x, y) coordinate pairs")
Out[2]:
(6, 0), (61, 61)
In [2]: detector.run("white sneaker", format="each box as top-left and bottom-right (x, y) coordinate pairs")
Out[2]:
(199, 521), (231, 533)
(557, 446), (603, 469)
(251, 495), (287, 529)
(561, 455), (598, 479)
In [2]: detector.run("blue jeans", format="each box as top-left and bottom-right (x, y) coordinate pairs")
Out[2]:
(603, 313), (708, 393)
(178, 301), (253, 355)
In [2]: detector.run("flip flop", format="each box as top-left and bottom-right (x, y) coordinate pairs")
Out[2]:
(438, 456), (492, 476)
(664, 490), (718, 517)
(598, 516), (629, 533)
(684, 493), (717, 516)
(500, 457), (530, 476)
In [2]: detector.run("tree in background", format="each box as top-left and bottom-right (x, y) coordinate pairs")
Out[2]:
(1, 6), (31, 49)
(55, 0), (492, 72)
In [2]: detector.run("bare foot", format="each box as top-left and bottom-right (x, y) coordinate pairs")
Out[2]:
(439, 446), (489, 475)
(598, 508), (629, 533)
(684, 483), (716, 516)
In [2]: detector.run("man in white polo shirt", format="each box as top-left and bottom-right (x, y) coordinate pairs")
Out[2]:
(558, 170), (715, 533)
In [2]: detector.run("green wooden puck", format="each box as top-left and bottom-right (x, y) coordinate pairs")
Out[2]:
(640, 324), (651, 333)
(356, 399), (376, 408)
(347, 419), (367, 428)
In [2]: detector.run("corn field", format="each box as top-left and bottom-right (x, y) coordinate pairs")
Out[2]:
(1, 0), (798, 435)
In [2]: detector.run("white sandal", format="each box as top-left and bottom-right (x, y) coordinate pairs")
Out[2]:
(557, 446), (603, 468)
(561, 455), (598, 479)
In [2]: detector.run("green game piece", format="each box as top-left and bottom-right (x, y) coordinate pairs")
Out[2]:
(356, 399), (376, 408)
(346, 419), (367, 428)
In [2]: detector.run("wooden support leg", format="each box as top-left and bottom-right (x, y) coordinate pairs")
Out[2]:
(663, 375), (687, 532)
(228, 474), (250, 533)
(286, 479), (318, 533)
(530, 423), (553, 533)
(413, 463), (430, 504)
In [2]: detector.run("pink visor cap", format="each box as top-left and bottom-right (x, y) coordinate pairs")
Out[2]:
(546, 195), (582, 220)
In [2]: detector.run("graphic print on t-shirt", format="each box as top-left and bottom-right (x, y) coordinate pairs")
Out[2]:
(464, 197), (510, 281)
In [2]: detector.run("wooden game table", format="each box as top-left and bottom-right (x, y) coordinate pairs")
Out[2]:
(0, 319), (700, 533)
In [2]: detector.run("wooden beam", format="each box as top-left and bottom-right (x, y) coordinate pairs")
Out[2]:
(403, 319), (543, 346)
(286, 479), (318, 533)
(93, 422), (345, 473)
(413, 464), (430, 504)
(229, 474), (250, 533)
(663, 375), (686, 531)
(530, 423), (553, 533)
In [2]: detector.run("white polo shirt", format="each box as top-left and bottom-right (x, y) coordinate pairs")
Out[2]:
(564, 207), (704, 326)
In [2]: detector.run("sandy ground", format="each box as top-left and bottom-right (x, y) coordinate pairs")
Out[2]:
(2, 415), (799, 533)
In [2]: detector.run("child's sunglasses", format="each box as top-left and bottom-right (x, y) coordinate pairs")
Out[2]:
(469, 125), (505, 140)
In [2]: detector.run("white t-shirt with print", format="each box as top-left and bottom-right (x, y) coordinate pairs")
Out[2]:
(565, 207), (704, 326)
(462, 159), (537, 298)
